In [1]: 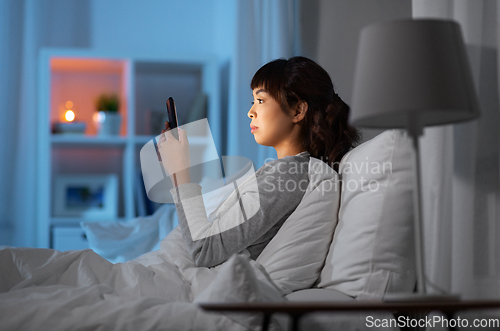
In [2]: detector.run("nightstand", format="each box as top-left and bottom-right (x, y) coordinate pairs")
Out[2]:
(199, 300), (500, 331)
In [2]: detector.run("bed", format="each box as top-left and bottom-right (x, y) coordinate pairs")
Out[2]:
(0, 130), (415, 330)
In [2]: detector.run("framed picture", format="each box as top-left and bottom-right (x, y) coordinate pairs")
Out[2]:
(54, 174), (118, 219)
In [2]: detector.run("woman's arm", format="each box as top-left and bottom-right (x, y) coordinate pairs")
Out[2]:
(171, 156), (310, 267)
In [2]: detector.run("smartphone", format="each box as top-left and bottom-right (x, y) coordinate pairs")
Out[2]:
(166, 97), (179, 140)
(155, 97), (179, 161)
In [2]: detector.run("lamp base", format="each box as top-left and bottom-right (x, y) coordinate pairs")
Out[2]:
(383, 293), (461, 303)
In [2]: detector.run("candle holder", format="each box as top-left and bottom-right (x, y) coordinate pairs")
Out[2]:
(53, 121), (86, 134)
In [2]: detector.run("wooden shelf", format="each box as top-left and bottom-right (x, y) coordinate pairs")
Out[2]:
(51, 135), (128, 146)
(51, 217), (126, 226)
(51, 134), (208, 146)
(133, 135), (209, 146)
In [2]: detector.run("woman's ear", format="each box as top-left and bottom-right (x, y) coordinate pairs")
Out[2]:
(292, 101), (308, 123)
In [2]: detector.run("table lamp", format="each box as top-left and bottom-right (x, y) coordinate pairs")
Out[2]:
(350, 19), (480, 300)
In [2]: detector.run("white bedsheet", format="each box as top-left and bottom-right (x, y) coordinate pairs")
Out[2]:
(0, 227), (399, 331)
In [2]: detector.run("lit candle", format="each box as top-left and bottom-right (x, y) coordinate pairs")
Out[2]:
(65, 110), (75, 122)
(54, 100), (85, 134)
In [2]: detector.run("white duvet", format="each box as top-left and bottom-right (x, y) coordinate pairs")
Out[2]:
(0, 227), (400, 331)
(0, 228), (285, 331)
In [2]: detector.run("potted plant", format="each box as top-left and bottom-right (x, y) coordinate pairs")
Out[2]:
(94, 93), (122, 135)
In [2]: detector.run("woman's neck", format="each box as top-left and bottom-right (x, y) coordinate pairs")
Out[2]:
(275, 144), (306, 159)
(273, 123), (306, 159)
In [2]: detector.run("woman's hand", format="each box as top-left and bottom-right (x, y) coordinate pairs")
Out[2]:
(158, 121), (191, 186)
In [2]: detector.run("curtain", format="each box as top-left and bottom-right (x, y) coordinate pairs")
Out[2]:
(413, 0), (500, 299)
(1, 0), (91, 247)
(12, 0), (40, 247)
(226, 0), (300, 170)
(0, 0), (24, 246)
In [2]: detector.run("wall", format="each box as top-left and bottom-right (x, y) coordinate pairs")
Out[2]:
(301, 0), (412, 142)
(91, 0), (216, 55)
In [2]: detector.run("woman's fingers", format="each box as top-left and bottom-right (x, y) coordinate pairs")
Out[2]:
(164, 128), (174, 140)
(158, 132), (166, 145)
(178, 128), (188, 144)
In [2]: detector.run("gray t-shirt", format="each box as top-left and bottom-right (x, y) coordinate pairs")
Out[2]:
(171, 152), (310, 267)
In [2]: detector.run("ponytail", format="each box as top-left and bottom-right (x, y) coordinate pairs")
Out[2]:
(301, 93), (359, 172)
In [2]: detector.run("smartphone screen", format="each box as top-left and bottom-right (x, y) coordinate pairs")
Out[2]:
(155, 96), (179, 161)
(166, 97), (179, 140)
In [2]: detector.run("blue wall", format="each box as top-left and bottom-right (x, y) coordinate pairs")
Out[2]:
(92, 1), (220, 55)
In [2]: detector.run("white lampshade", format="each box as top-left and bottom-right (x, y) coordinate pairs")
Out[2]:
(350, 19), (480, 128)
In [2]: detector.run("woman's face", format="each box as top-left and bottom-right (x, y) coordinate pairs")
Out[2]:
(247, 87), (296, 149)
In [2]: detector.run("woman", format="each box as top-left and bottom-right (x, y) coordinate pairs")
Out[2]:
(158, 56), (360, 268)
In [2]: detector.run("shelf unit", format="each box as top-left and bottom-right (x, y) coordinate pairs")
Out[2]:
(36, 48), (221, 249)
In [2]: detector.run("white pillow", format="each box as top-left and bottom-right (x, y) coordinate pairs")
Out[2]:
(80, 204), (176, 263)
(257, 157), (340, 295)
(317, 130), (416, 299)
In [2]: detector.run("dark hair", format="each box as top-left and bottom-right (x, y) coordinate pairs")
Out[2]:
(251, 56), (360, 172)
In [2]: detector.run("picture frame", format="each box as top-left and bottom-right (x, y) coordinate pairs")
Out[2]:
(53, 174), (118, 219)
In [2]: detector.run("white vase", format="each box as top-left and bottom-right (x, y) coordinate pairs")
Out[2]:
(95, 111), (121, 136)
